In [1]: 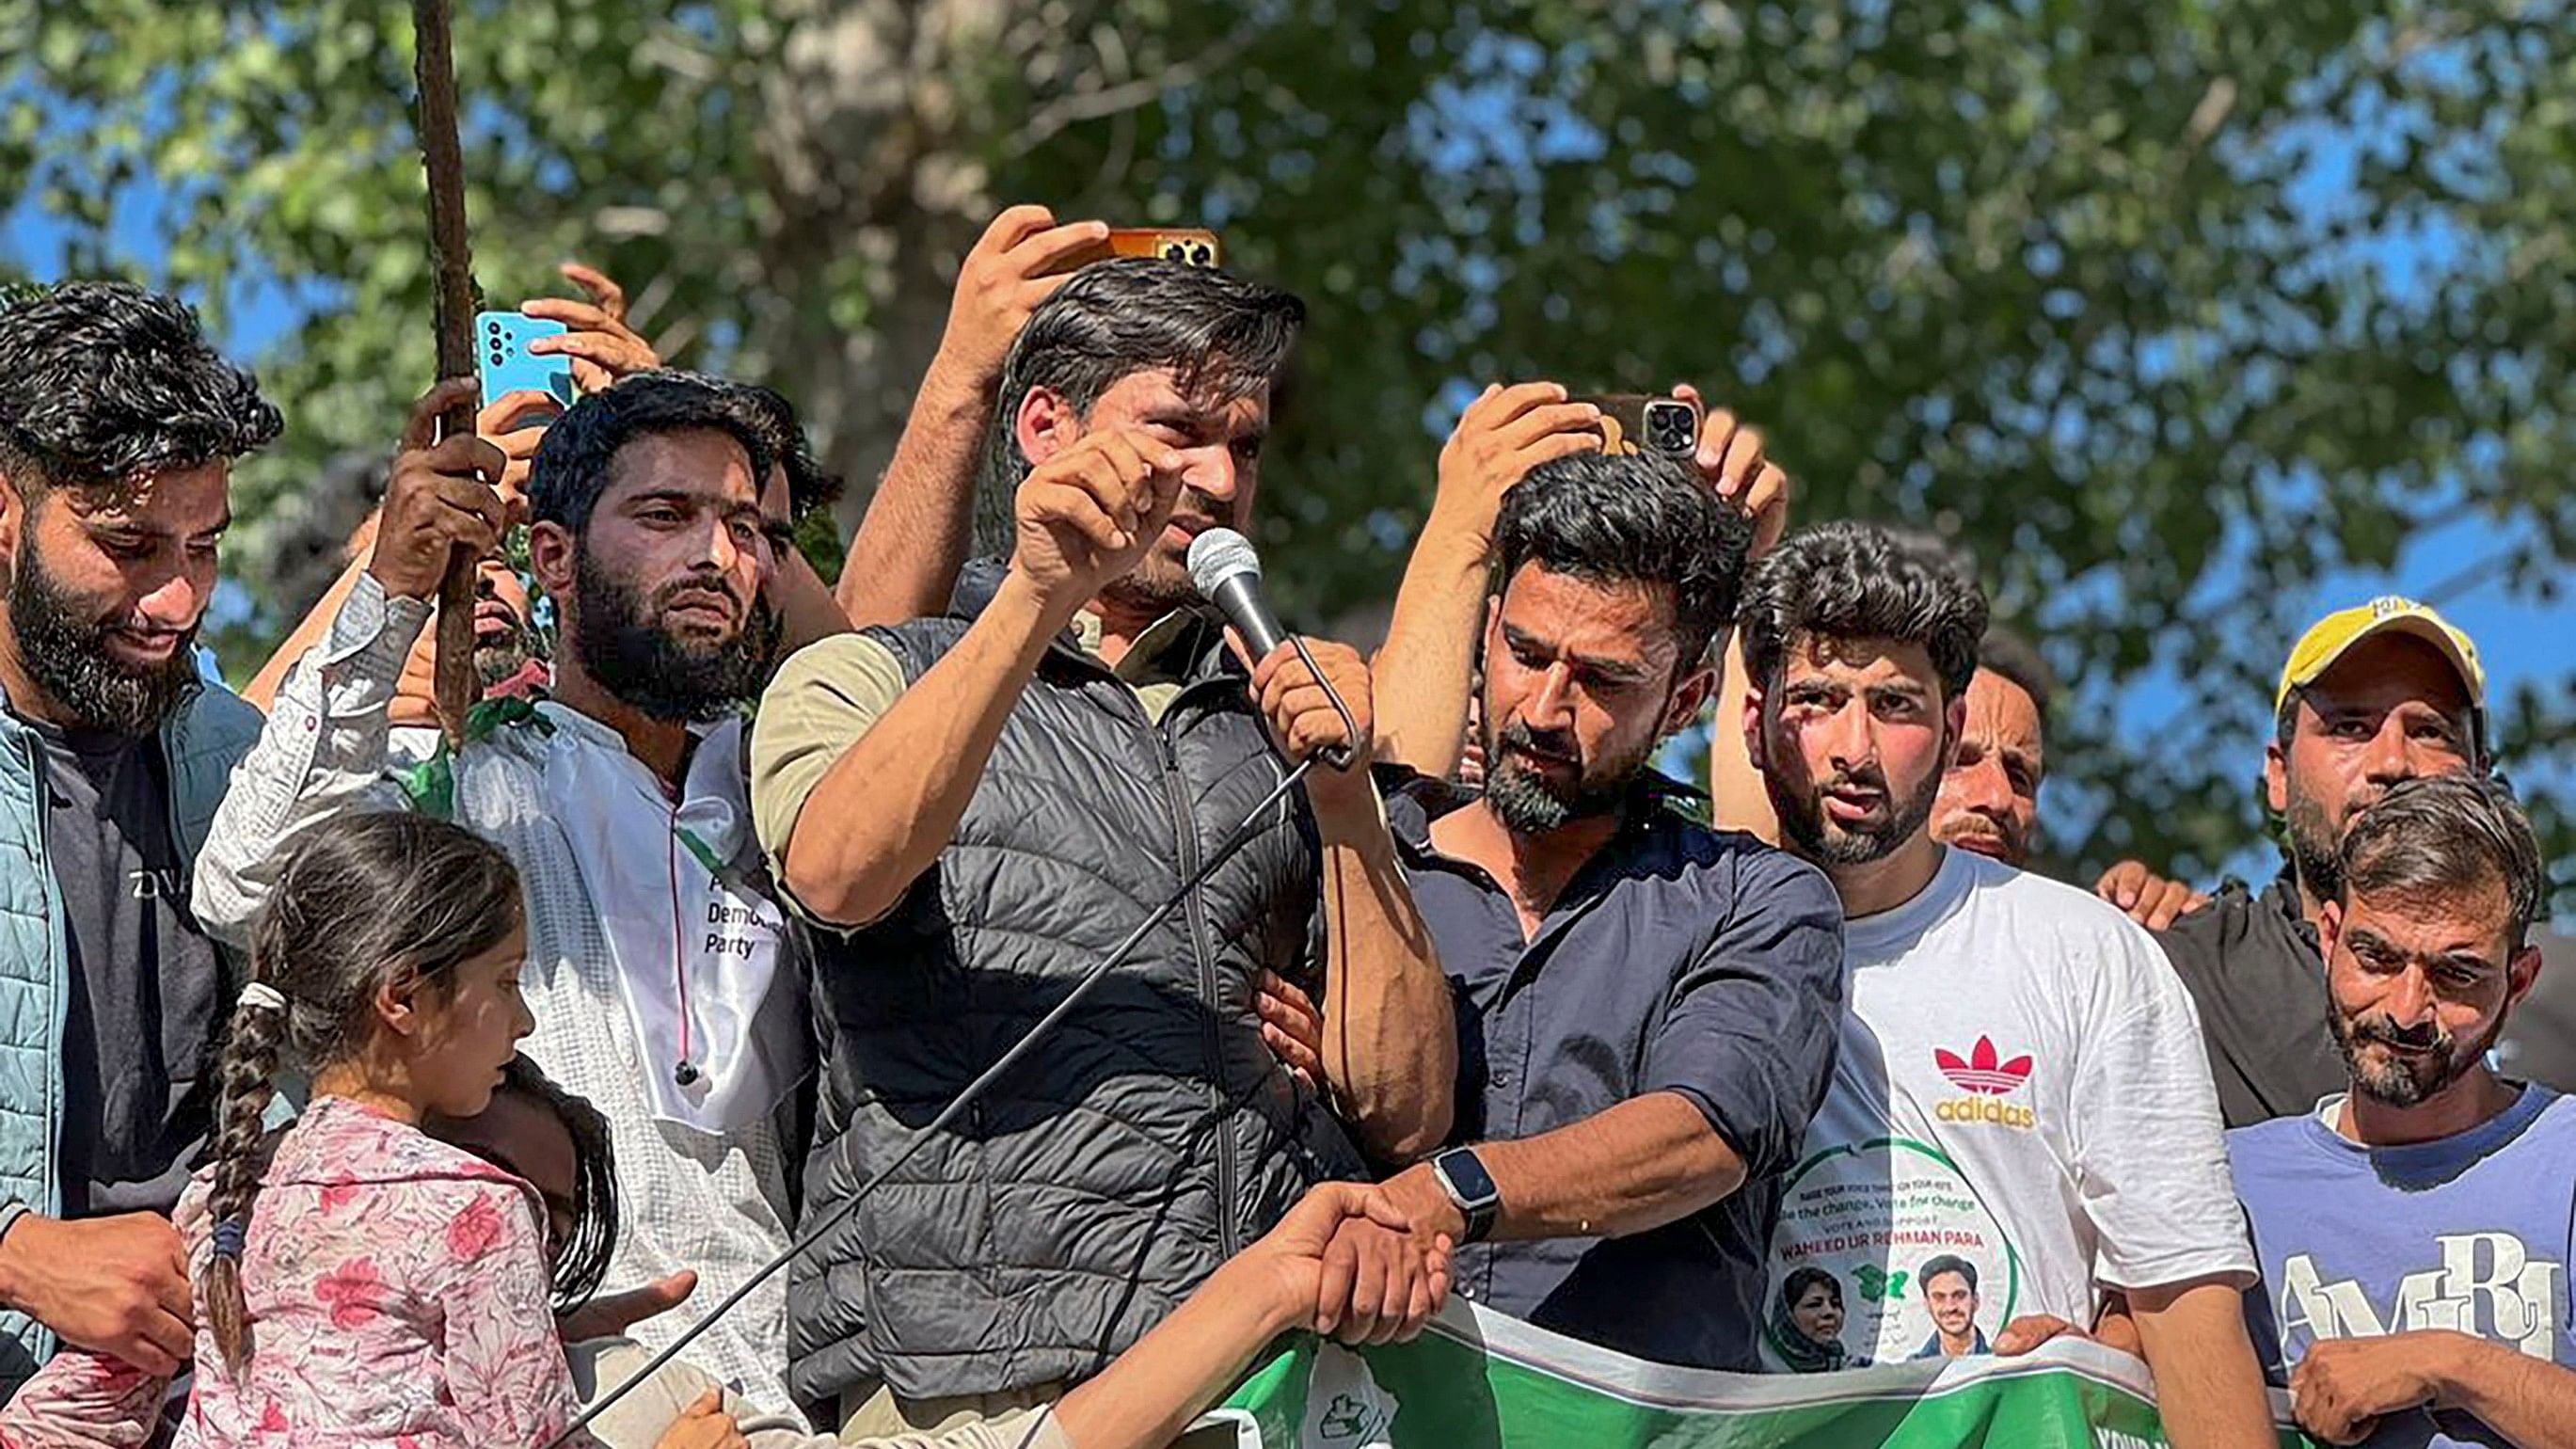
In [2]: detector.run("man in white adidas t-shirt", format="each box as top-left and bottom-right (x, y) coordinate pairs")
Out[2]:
(1731, 522), (2275, 1447)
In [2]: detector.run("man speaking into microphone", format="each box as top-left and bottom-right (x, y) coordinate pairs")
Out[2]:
(749, 259), (1455, 1438)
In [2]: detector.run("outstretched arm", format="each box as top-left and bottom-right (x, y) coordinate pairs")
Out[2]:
(1707, 634), (1779, 842)
(1680, 390), (1794, 841)
(1390, 1091), (1746, 1245)
(1349, 853), (1841, 1258)
(2290, 1330), (2576, 1449)
(1373, 384), (1600, 775)
(836, 206), (1110, 629)
(0, 1347), (166, 1449)
(1245, 641), (1455, 1162)
(2423, 1334), (2576, 1449)
(241, 388), (553, 713)
(1045, 1184), (1447, 1449)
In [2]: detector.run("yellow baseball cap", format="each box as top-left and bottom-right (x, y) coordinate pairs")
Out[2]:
(2277, 596), (2488, 748)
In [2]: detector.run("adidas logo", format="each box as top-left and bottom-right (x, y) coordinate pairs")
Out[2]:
(1934, 1036), (2034, 1096)
(1932, 1036), (2039, 1129)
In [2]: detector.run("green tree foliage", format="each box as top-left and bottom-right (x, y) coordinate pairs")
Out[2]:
(3, 0), (2568, 897)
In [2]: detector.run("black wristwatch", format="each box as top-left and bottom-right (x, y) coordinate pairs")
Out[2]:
(1429, 1146), (1502, 1245)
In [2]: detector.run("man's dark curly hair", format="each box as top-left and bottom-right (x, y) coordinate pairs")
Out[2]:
(1739, 520), (1989, 701)
(1919, 1252), (1980, 1295)
(0, 280), (280, 496)
(649, 369), (843, 521)
(529, 371), (778, 535)
(971, 258), (1304, 552)
(1493, 451), (1754, 671)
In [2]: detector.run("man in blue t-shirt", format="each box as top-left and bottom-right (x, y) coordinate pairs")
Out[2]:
(2230, 774), (2576, 1448)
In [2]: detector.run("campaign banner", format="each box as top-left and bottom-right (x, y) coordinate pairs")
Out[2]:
(1210, 1301), (2311, 1448)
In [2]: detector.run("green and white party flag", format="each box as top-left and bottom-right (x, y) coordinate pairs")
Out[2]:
(1201, 1300), (2310, 1448)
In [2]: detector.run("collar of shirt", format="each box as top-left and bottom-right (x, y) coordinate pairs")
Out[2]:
(1842, 842), (1980, 956)
(2259, 870), (2322, 952)
(2299, 1083), (2556, 1187)
(533, 702), (754, 868)
(1069, 605), (1210, 688)
(20, 711), (150, 767)
(1385, 766), (1709, 932)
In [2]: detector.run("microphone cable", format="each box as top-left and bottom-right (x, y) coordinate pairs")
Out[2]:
(549, 643), (1364, 1445)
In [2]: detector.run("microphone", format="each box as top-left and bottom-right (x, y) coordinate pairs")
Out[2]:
(1187, 527), (1354, 771)
(1187, 527), (1288, 660)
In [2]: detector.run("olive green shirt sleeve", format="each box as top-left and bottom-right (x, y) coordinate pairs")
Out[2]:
(748, 631), (913, 876)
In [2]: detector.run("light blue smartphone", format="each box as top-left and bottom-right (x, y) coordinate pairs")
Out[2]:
(475, 310), (577, 416)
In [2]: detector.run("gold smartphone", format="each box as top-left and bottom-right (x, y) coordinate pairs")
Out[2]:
(1054, 227), (1224, 272)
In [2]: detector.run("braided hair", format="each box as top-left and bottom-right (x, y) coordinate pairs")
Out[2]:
(199, 813), (522, 1374)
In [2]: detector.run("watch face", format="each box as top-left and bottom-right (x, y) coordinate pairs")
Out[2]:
(1439, 1149), (1500, 1207)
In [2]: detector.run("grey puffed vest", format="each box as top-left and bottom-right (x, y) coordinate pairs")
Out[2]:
(785, 562), (1364, 1404)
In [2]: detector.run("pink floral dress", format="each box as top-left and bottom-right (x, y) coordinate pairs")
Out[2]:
(0, 1350), (160, 1448)
(164, 1095), (596, 1449)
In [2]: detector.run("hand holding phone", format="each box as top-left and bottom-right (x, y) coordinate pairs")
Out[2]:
(1678, 384), (1792, 559)
(519, 263), (663, 394)
(934, 208), (1115, 388)
(475, 310), (578, 414)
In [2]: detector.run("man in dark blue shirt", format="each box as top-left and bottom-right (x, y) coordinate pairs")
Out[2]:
(1360, 438), (1845, 1370)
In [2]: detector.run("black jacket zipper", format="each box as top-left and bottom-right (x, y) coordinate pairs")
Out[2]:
(1145, 687), (1241, 1259)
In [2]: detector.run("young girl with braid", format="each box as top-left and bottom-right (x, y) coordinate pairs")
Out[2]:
(0, 1054), (740, 1449)
(160, 812), (739, 1449)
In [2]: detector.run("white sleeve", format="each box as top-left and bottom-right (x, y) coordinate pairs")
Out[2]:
(188, 572), (423, 945)
(2065, 915), (2261, 1293)
(562, 1337), (834, 1449)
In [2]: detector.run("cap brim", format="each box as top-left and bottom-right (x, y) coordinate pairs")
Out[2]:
(2298, 614), (2484, 708)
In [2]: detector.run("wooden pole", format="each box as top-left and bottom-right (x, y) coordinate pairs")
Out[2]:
(412, 0), (480, 742)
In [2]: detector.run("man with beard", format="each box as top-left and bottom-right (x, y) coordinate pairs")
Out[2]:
(1354, 450), (1845, 1371)
(192, 372), (836, 1420)
(2228, 774), (2576, 1448)
(752, 259), (1456, 1434)
(2155, 599), (2492, 1127)
(0, 280), (278, 1389)
(374, 556), (549, 767)
(1738, 523), (2275, 1445)
(1928, 626), (2053, 868)
(1721, 541), (2071, 880)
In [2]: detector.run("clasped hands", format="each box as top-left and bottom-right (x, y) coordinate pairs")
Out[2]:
(1245, 1179), (1460, 1348)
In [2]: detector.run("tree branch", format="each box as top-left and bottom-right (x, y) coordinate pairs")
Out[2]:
(1006, 24), (1254, 159)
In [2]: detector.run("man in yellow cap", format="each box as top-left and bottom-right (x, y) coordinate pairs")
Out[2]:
(2155, 596), (2489, 1126)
